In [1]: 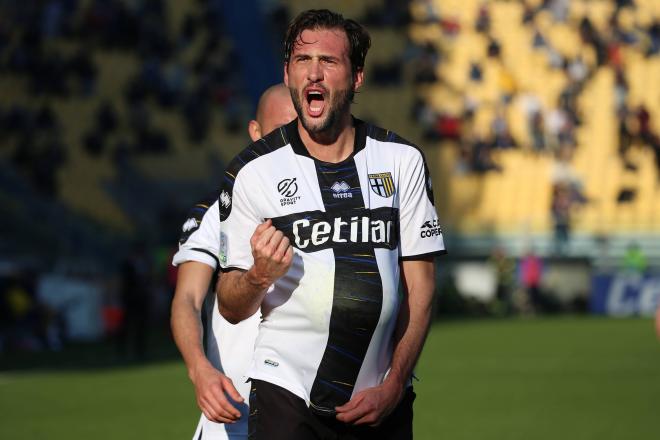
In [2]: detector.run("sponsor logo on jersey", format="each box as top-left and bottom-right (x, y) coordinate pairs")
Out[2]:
(182, 217), (198, 233)
(368, 172), (395, 198)
(420, 218), (443, 238)
(264, 359), (279, 367)
(331, 181), (353, 199)
(278, 177), (301, 207)
(271, 207), (399, 253)
(292, 215), (395, 251)
(220, 190), (231, 209)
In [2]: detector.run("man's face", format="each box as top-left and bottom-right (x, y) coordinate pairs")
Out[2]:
(284, 28), (363, 135)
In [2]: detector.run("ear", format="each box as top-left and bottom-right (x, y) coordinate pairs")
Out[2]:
(248, 120), (261, 142)
(353, 68), (364, 92)
(284, 63), (289, 87)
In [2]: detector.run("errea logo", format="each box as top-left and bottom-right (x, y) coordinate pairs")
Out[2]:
(278, 178), (301, 207)
(420, 219), (442, 238)
(331, 181), (352, 199)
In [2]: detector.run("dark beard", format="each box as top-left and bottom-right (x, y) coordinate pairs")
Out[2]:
(289, 86), (354, 140)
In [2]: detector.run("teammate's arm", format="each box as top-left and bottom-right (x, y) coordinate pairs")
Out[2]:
(171, 261), (243, 423)
(335, 257), (435, 426)
(217, 219), (294, 324)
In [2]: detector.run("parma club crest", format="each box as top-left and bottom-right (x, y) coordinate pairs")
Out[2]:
(368, 172), (395, 198)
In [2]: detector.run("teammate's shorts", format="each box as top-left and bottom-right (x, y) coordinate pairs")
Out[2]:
(248, 379), (415, 440)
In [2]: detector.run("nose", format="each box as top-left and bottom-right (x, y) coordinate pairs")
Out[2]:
(307, 59), (323, 82)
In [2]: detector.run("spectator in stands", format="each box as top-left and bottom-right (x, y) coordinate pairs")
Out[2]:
(490, 246), (515, 315)
(520, 249), (544, 312)
(646, 19), (660, 56)
(471, 134), (502, 173)
(622, 242), (647, 275)
(491, 108), (515, 149)
(530, 110), (546, 152)
(551, 183), (572, 255)
(475, 2), (491, 34)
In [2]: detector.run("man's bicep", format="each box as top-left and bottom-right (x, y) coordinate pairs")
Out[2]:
(400, 258), (435, 298)
(174, 261), (215, 309)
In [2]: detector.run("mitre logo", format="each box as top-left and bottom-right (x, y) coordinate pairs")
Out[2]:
(278, 177), (301, 207)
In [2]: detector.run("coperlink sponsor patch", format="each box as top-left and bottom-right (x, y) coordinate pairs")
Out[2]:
(420, 219), (443, 238)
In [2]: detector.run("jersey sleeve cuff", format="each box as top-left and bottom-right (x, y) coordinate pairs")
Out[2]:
(219, 264), (250, 273)
(399, 249), (448, 261)
(172, 248), (219, 269)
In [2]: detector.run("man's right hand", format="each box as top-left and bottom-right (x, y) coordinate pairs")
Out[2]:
(190, 362), (243, 423)
(246, 219), (294, 289)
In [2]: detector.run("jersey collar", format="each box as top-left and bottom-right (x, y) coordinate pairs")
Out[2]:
(284, 117), (367, 163)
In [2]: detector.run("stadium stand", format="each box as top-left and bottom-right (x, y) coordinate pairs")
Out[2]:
(408, 0), (660, 264)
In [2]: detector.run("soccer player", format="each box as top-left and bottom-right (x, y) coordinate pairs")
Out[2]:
(171, 83), (297, 440)
(217, 9), (446, 439)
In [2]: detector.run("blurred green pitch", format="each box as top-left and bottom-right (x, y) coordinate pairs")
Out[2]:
(1, 317), (658, 439)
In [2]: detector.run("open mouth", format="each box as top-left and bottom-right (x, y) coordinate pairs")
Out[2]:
(305, 89), (326, 118)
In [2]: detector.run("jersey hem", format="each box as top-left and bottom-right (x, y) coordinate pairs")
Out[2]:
(247, 371), (310, 406)
(399, 249), (448, 261)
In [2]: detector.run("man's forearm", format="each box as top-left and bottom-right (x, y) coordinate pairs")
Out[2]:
(217, 268), (271, 324)
(386, 259), (435, 389)
(171, 262), (215, 379)
(218, 220), (294, 323)
(171, 294), (212, 378)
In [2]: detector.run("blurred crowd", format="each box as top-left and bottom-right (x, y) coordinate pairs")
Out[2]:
(0, 0), (252, 197)
(407, 0), (660, 253)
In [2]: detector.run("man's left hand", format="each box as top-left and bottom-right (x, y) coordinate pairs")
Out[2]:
(334, 380), (403, 426)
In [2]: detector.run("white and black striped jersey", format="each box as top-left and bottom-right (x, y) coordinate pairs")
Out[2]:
(219, 118), (446, 415)
(172, 195), (257, 439)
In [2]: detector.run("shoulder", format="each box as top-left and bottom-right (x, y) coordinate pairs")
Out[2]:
(220, 126), (292, 221)
(179, 191), (220, 245)
(224, 126), (291, 183)
(364, 122), (426, 161)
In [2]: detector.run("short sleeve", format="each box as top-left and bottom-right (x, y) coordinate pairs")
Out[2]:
(219, 171), (261, 271)
(398, 149), (447, 259)
(172, 196), (220, 269)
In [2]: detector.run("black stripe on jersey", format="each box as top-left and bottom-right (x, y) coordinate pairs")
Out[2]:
(306, 156), (384, 416)
(270, 207), (399, 254)
(219, 126), (291, 221)
(179, 192), (219, 245)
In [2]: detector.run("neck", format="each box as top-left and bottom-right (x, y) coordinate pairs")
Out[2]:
(298, 112), (355, 163)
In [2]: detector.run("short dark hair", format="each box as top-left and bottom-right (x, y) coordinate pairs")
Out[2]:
(283, 9), (371, 76)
